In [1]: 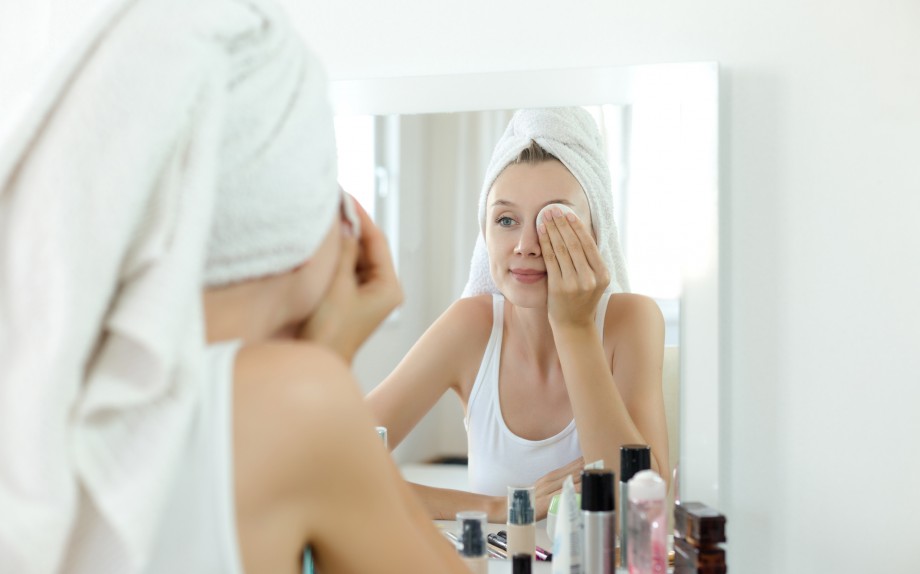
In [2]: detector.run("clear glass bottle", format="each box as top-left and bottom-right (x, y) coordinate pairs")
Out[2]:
(626, 470), (667, 574)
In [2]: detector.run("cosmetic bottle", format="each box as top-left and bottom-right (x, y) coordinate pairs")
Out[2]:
(551, 475), (583, 574)
(673, 502), (726, 547)
(619, 444), (651, 569)
(507, 486), (535, 561)
(672, 501), (727, 574)
(626, 470), (667, 574)
(581, 469), (616, 574)
(456, 511), (488, 574)
(513, 553), (533, 574)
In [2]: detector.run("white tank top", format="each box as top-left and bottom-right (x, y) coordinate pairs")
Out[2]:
(465, 292), (612, 496)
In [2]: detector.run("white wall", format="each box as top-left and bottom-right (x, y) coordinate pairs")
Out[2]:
(288, 1), (920, 572)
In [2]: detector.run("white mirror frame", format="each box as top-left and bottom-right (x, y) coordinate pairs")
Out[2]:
(331, 62), (723, 508)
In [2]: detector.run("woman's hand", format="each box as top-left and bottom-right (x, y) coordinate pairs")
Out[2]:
(533, 457), (585, 520)
(300, 198), (403, 363)
(537, 207), (610, 329)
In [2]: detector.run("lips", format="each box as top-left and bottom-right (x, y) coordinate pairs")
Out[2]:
(510, 268), (546, 284)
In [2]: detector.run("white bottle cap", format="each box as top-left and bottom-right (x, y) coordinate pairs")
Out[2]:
(627, 469), (666, 502)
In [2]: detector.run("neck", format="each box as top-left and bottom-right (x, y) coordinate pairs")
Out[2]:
(203, 275), (298, 345)
(504, 302), (559, 374)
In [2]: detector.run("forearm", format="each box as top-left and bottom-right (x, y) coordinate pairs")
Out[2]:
(552, 324), (666, 481)
(410, 482), (506, 523)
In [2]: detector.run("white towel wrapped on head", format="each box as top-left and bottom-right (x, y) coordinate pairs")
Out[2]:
(461, 107), (630, 298)
(0, 0), (339, 571)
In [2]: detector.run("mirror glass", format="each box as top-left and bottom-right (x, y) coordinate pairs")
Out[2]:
(332, 63), (721, 507)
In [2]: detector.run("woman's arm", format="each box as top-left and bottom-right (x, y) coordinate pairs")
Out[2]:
(538, 208), (669, 489)
(364, 296), (491, 450)
(408, 454), (586, 523)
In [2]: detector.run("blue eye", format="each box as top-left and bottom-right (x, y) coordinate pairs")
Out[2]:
(495, 216), (516, 227)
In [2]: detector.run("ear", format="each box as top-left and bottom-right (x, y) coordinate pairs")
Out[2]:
(291, 258), (312, 273)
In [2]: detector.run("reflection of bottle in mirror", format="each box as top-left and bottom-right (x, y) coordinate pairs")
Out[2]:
(375, 426), (387, 449)
(627, 470), (667, 574)
(620, 445), (651, 569)
(507, 486), (535, 562)
(582, 469), (616, 574)
(457, 511), (488, 574)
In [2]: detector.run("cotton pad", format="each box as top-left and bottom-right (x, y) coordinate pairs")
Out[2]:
(340, 187), (361, 238)
(536, 203), (578, 231)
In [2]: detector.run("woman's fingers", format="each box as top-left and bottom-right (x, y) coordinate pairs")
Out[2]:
(569, 214), (608, 284)
(540, 208), (576, 283)
(551, 210), (594, 281)
(539, 207), (604, 291)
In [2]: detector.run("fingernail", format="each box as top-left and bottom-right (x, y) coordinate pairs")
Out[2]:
(538, 223), (546, 235)
(552, 207), (563, 218)
(565, 212), (576, 222)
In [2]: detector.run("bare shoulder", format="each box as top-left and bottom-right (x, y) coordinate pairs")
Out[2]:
(442, 294), (494, 332)
(232, 341), (368, 452)
(604, 292), (665, 339)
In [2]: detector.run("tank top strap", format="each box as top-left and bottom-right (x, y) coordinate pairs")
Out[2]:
(464, 294), (505, 431)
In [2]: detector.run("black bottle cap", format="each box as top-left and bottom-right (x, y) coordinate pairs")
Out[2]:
(620, 444), (651, 483)
(460, 517), (484, 557)
(509, 488), (535, 524)
(512, 553), (532, 574)
(581, 469), (615, 511)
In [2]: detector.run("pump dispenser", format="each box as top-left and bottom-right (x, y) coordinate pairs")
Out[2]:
(507, 486), (536, 563)
(457, 511), (488, 574)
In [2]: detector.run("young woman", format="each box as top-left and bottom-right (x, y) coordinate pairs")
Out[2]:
(367, 107), (670, 522)
(0, 0), (470, 572)
(160, 197), (470, 574)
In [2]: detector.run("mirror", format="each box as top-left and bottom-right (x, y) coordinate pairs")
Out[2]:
(332, 63), (721, 508)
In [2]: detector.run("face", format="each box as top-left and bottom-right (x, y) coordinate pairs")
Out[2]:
(485, 159), (594, 308)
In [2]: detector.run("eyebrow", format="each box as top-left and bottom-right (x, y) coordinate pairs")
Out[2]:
(490, 199), (576, 209)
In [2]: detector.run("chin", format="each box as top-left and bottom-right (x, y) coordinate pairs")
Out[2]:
(499, 283), (547, 309)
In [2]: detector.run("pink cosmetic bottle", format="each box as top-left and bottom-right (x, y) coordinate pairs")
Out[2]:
(626, 470), (667, 574)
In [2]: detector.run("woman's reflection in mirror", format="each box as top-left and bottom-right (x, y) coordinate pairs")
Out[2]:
(367, 107), (669, 522)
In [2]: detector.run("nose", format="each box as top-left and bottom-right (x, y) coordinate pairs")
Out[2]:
(514, 221), (542, 257)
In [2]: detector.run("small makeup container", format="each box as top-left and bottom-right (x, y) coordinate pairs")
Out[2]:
(513, 553), (533, 574)
(582, 469), (616, 574)
(456, 511), (488, 574)
(673, 502), (726, 547)
(627, 470), (667, 574)
(672, 501), (727, 573)
(375, 426), (387, 449)
(507, 486), (536, 561)
(620, 445), (651, 569)
(673, 537), (726, 574)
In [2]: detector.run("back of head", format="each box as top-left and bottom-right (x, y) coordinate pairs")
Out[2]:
(204, 0), (339, 287)
(462, 107), (630, 298)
